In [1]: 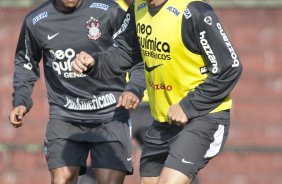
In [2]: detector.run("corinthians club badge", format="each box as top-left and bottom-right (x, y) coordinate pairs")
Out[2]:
(85, 17), (101, 40)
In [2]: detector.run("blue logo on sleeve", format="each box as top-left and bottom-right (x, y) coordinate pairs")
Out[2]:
(184, 8), (192, 19)
(90, 3), (109, 10)
(167, 6), (180, 16)
(32, 12), (48, 25)
(137, 3), (147, 11)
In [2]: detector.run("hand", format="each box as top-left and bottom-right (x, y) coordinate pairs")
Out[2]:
(167, 103), (188, 127)
(71, 51), (95, 74)
(116, 91), (140, 110)
(9, 105), (27, 128)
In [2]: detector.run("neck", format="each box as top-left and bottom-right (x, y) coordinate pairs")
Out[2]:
(147, 0), (166, 7)
(54, 0), (82, 13)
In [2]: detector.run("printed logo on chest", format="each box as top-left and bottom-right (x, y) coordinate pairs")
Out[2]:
(85, 17), (102, 40)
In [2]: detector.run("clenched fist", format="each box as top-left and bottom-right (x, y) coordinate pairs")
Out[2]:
(71, 51), (95, 74)
(167, 103), (188, 127)
(9, 105), (27, 128)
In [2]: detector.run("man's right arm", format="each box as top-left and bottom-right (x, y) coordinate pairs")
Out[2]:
(12, 19), (42, 112)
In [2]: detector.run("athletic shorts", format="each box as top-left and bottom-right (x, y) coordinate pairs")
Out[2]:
(129, 102), (153, 145)
(44, 119), (133, 175)
(140, 111), (230, 178)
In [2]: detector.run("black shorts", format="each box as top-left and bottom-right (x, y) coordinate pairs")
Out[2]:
(140, 111), (230, 178)
(44, 119), (133, 175)
(130, 102), (153, 145)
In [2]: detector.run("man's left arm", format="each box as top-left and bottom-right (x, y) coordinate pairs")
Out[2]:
(116, 61), (146, 109)
(179, 2), (243, 120)
(111, 2), (146, 109)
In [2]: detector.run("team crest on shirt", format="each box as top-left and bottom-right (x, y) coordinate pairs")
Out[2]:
(85, 17), (101, 40)
(204, 16), (213, 25)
